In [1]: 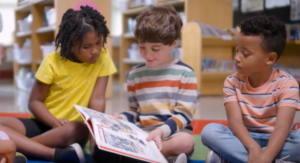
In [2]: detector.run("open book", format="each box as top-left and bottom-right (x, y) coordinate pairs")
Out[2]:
(74, 105), (168, 163)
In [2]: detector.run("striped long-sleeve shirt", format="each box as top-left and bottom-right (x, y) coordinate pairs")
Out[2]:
(120, 59), (198, 138)
(224, 69), (300, 133)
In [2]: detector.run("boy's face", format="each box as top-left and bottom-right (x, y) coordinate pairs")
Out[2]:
(73, 28), (102, 64)
(139, 41), (177, 67)
(235, 33), (272, 75)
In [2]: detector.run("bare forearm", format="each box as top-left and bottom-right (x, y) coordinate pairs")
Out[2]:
(229, 119), (260, 150)
(29, 100), (57, 127)
(263, 125), (290, 160)
(89, 99), (105, 113)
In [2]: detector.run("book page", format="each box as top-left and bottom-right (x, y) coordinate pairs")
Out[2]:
(74, 105), (167, 163)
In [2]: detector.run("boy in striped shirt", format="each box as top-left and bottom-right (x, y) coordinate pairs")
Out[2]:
(201, 16), (300, 163)
(113, 5), (197, 163)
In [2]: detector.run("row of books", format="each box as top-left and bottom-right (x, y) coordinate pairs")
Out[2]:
(202, 58), (236, 72)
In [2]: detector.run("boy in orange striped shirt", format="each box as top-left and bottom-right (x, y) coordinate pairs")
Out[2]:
(201, 16), (300, 163)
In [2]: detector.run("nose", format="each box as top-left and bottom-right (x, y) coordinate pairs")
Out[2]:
(92, 46), (99, 55)
(234, 53), (241, 63)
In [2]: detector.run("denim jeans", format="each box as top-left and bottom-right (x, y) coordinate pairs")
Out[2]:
(201, 123), (300, 163)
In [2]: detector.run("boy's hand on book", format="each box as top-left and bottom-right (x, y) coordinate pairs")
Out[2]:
(52, 118), (68, 128)
(112, 113), (122, 119)
(146, 129), (164, 151)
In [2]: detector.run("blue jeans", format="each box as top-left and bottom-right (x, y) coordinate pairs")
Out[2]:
(201, 123), (300, 163)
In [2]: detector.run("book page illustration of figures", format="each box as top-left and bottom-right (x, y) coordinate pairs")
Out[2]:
(96, 114), (136, 135)
(104, 131), (145, 154)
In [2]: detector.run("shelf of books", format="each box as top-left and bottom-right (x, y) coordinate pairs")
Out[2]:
(182, 19), (300, 95)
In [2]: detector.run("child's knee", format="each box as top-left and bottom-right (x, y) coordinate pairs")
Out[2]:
(64, 122), (88, 139)
(201, 123), (223, 145)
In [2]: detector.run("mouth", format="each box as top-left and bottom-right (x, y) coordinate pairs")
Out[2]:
(235, 63), (241, 70)
(146, 59), (155, 63)
(91, 56), (99, 61)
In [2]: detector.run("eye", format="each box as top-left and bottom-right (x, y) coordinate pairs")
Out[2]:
(96, 41), (102, 45)
(242, 53), (249, 57)
(139, 46), (145, 49)
(152, 49), (159, 52)
(83, 45), (90, 49)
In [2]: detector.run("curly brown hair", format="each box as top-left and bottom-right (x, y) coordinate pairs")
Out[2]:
(134, 5), (182, 45)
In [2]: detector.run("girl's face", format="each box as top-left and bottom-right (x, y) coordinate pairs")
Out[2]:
(72, 27), (102, 64)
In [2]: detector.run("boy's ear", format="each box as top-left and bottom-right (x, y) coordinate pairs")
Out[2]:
(169, 39), (178, 50)
(266, 52), (277, 66)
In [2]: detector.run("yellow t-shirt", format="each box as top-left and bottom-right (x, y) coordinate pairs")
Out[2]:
(31, 48), (117, 121)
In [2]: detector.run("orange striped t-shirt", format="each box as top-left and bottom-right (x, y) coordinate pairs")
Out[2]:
(224, 69), (300, 133)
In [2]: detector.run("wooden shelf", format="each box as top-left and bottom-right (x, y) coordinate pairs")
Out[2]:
(161, 0), (184, 7)
(36, 60), (42, 65)
(15, 61), (31, 66)
(36, 26), (55, 33)
(15, 2), (31, 12)
(123, 6), (148, 16)
(123, 58), (145, 64)
(202, 36), (236, 46)
(286, 40), (300, 45)
(123, 33), (135, 39)
(201, 71), (235, 81)
(16, 31), (32, 37)
(32, 0), (54, 5)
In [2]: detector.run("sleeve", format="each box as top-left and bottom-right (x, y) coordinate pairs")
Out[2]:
(120, 74), (139, 123)
(223, 76), (238, 104)
(98, 49), (117, 77)
(35, 55), (55, 84)
(158, 71), (198, 138)
(278, 78), (300, 110)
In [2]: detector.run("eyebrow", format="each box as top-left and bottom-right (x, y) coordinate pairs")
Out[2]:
(241, 46), (252, 53)
(152, 45), (161, 48)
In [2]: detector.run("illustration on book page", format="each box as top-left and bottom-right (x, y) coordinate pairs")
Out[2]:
(104, 131), (145, 154)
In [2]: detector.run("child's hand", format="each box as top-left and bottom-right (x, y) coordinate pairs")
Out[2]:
(0, 140), (16, 163)
(146, 129), (164, 151)
(0, 156), (6, 163)
(52, 118), (68, 128)
(112, 113), (122, 119)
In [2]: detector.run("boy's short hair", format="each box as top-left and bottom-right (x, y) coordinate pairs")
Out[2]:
(239, 15), (286, 60)
(134, 5), (182, 45)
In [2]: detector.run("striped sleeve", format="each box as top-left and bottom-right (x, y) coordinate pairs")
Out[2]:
(120, 76), (139, 123)
(278, 78), (300, 110)
(158, 71), (197, 138)
(223, 76), (238, 104)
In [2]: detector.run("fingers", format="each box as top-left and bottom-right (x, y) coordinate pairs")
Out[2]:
(0, 157), (6, 163)
(112, 113), (120, 119)
(63, 118), (68, 123)
(154, 137), (162, 151)
(146, 134), (153, 141)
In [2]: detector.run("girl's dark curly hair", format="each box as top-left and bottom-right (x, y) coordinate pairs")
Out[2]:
(55, 6), (110, 60)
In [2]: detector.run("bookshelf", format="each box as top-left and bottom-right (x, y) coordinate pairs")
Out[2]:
(182, 22), (300, 96)
(180, 0), (234, 96)
(14, 0), (113, 98)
